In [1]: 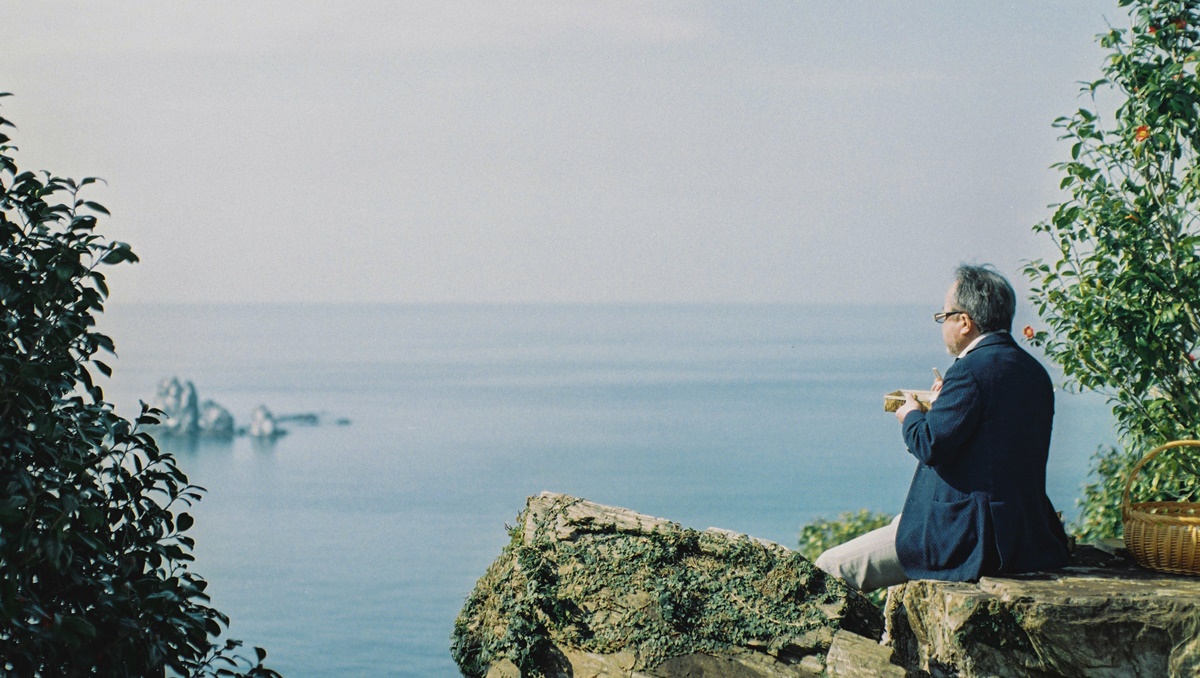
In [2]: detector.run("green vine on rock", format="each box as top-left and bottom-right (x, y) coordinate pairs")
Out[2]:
(452, 497), (881, 677)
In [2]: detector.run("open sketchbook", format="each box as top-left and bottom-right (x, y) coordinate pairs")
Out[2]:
(883, 389), (938, 413)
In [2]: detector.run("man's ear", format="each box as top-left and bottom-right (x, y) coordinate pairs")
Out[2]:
(960, 315), (975, 336)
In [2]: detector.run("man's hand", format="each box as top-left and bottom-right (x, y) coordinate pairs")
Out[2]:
(895, 392), (922, 422)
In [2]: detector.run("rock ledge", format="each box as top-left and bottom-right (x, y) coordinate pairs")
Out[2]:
(886, 542), (1200, 677)
(456, 494), (1200, 677)
(452, 492), (886, 677)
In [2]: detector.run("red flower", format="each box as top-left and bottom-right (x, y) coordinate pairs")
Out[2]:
(1174, 18), (1187, 30)
(1023, 325), (1035, 340)
(1135, 125), (1151, 142)
(1188, 353), (1196, 363)
(1149, 25), (1159, 35)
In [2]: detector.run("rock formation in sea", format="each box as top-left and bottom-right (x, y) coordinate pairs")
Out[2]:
(248, 404), (283, 438)
(147, 377), (341, 440)
(198, 399), (235, 437)
(456, 493), (1200, 677)
(149, 377), (200, 435)
(149, 377), (235, 437)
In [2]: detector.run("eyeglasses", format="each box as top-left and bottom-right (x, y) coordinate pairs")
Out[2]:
(934, 310), (967, 324)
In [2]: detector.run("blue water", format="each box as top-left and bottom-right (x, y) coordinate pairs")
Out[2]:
(94, 304), (1114, 677)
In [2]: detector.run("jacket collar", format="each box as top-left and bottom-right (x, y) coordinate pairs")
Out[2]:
(959, 331), (1013, 358)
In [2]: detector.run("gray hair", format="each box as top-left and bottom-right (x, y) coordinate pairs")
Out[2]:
(953, 264), (1016, 334)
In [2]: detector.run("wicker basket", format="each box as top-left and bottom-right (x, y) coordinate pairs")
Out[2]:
(1121, 440), (1200, 576)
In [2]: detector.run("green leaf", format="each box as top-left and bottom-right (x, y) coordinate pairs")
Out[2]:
(100, 245), (138, 265)
(82, 200), (109, 215)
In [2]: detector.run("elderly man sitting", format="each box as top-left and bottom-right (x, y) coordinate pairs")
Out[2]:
(816, 264), (1071, 591)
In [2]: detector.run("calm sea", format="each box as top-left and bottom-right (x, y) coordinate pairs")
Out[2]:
(94, 304), (1113, 677)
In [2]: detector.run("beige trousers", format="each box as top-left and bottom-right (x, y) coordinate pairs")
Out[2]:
(813, 514), (908, 592)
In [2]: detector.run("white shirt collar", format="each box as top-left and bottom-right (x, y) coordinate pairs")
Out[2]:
(958, 330), (1007, 359)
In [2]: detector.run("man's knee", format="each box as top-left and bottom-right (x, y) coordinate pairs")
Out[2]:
(814, 550), (835, 575)
(810, 523), (907, 592)
(814, 544), (857, 585)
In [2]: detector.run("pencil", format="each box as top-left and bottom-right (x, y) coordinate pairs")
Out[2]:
(933, 367), (943, 381)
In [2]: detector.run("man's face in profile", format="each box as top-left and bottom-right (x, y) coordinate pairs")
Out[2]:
(941, 283), (967, 355)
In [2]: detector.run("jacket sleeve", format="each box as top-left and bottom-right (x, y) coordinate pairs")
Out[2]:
(901, 367), (983, 467)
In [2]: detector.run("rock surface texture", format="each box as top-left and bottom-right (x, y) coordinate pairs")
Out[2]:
(885, 543), (1200, 677)
(457, 495), (1200, 677)
(452, 492), (886, 678)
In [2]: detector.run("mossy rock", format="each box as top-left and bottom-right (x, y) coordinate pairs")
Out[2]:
(452, 492), (883, 677)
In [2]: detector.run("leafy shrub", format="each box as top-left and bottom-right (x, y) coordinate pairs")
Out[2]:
(1025, 0), (1200, 542)
(0, 93), (277, 676)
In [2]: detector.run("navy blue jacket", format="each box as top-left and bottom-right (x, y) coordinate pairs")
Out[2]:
(896, 332), (1070, 581)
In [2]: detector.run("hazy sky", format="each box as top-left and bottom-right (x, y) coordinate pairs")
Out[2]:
(0, 1), (1122, 304)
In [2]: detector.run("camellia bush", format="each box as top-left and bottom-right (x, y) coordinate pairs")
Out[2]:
(0, 94), (278, 676)
(1025, 0), (1200, 542)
